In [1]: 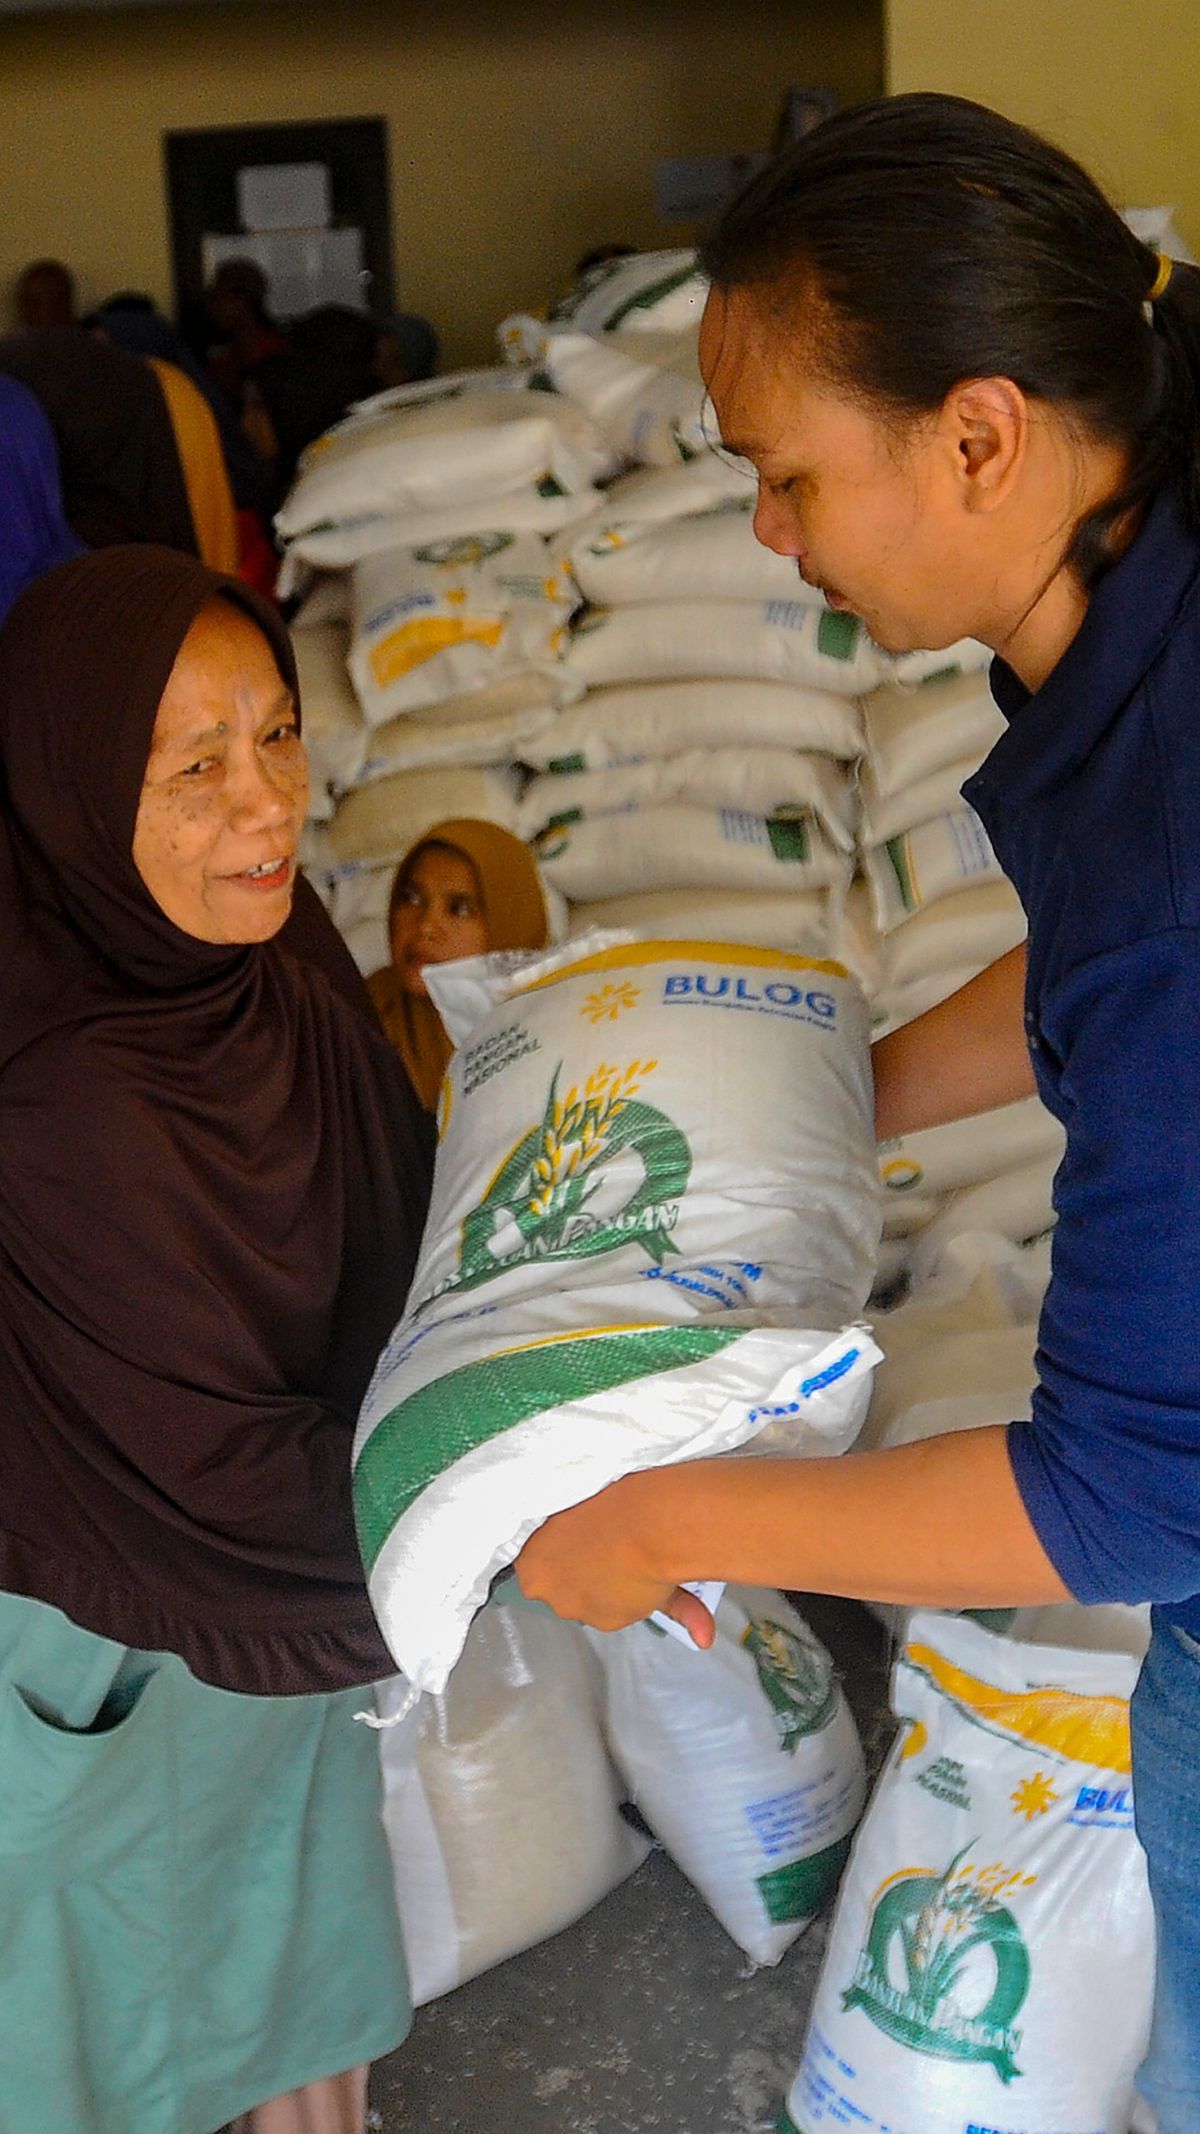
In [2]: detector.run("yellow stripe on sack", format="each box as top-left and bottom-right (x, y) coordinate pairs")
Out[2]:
(369, 614), (506, 686)
(521, 941), (850, 993)
(906, 1641), (1131, 1774)
(497, 1321), (683, 1358)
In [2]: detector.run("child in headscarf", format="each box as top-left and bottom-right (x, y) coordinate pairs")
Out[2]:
(0, 373), (82, 626)
(368, 819), (551, 1111)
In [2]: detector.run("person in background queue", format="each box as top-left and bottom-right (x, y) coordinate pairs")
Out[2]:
(515, 94), (1200, 2130)
(369, 819), (552, 1112)
(0, 546), (432, 2133)
(0, 373), (83, 627)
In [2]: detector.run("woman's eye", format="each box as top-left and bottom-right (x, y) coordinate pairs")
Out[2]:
(449, 897), (477, 918)
(179, 756), (218, 779)
(266, 722), (302, 747)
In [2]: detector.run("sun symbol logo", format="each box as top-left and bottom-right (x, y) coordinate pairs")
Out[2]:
(583, 981), (640, 1024)
(1011, 1772), (1059, 1822)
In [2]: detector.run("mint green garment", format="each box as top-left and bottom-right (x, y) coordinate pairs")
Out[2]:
(0, 1592), (410, 2134)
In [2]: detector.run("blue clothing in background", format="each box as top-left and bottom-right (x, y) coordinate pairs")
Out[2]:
(0, 374), (83, 627)
(966, 486), (1200, 1629)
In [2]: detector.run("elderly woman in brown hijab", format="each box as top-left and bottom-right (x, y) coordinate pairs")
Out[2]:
(0, 546), (432, 2134)
(368, 819), (552, 1111)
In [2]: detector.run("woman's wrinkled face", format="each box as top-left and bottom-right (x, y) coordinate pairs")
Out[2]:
(698, 283), (973, 654)
(132, 600), (309, 944)
(390, 845), (489, 997)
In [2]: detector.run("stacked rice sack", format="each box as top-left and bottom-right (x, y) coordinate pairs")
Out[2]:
(278, 367), (619, 971)
(855, 666), (1064, 1290)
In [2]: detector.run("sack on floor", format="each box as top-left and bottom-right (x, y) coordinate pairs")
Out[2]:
(519, 677), (864, 773)
(860, 668), (1006, 798)
(353, 933), (882, 1693)
(568, 888), (832, 959)
(568, 495), (815, 607)
(349, 532), (577, 725)
(276, 376), (613, 541)
(534, 805), (851, 902)
(780, 1612), (1155, 2134)
(864, 805), (1004, 932)
(376, 1600), (649, 2004)
(564, 599), (887, 696)
(585, 1585), (865, 1965)
(519, 751), (856, 851)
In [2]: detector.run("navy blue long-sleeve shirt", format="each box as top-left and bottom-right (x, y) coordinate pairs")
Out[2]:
(963, 486), (1200, 1630)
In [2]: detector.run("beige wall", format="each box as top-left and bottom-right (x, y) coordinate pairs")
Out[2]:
(886, 0), (1200, 252)
(0, 0), (882, 365)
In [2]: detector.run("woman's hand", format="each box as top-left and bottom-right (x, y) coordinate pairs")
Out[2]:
(515, 1467), (715, 1644)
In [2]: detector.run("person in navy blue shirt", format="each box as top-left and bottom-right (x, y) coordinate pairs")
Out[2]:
(515, 94), (1200, 2127)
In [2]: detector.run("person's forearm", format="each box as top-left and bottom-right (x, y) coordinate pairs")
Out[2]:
(873, 946), (1035, 1140)
(516, 1423), (1071, 1632)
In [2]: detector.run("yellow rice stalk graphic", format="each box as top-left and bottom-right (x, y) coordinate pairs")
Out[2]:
(898, 1846), (1023, 2023)
(528, 1061), (656, 1246)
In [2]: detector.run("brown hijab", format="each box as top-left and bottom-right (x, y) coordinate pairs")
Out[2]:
(368, 818), (551, 1110)
(0, 546), (432, 1695)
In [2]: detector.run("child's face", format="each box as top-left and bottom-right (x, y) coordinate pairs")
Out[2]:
(390, 845), (489, 997)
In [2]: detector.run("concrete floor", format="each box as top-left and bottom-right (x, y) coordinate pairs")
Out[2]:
(369, 1597), (896, 2134)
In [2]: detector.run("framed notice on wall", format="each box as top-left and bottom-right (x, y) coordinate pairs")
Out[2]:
(164, 116), (393, 328)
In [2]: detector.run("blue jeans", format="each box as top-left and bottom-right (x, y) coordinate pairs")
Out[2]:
(1131, 1610), (1200, 2133)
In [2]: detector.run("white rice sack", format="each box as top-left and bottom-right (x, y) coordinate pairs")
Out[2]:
(569, 888), (832, 959)
(290, 622), (368, 801)
(887, 639), (993, 687)
(500, 250), (707, 362)
(278, 479), (602, 577)
(859, 1323), (1038, 1454)
(1008, 1601), (1151, 1660)
(830, 881), (883, 1001)
(353, 933), (882, 1693)
(276, 384), (613, 543)
(878, 1096), (1065, 1203)
(565, 600), (886, 697)
(780, 1612), (1154, 2134)
(864, 805), (1004, 932)
(376, 1601), (649, 2005)
(289, 572), (350, 627)
(560, 454), (759, 547)
(880, 1193), (942, 1242)
(533, 805), (851, 902)
(911, 1151), (1061, 1276)
(349, 532), (576, 725)
(586, 1585), (865, 1965)
(520, 677), (864, 772)
(518, 750), (856, 852)
(321, 764), (521, 873)
(882, 879), (1027, 991)
(524, 326), (708, 468)
(858, 752), (981, 849)
(861, 669), (1006, 800)
(568, 494), (817, 608)
(358, 673), (563, 780)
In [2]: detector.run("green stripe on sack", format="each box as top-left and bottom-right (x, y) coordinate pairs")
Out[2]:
(354, 1324), (743, 1572)
(756, 1835), (852, 1925)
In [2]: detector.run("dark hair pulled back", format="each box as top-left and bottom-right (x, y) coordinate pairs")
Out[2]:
(701, 93), (1200, 584)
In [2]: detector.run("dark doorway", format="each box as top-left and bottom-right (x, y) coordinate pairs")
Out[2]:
(164, 116), (394, 332)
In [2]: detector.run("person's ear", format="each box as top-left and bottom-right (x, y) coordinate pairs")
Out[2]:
(942, 376), (1028, 512)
